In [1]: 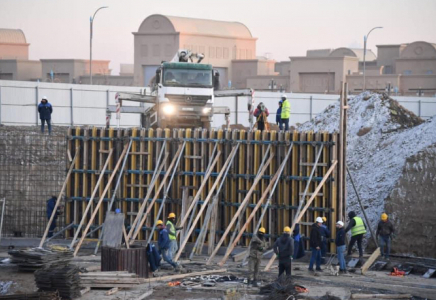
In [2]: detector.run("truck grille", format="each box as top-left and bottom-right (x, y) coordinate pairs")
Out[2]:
(166, 94), (211, 106)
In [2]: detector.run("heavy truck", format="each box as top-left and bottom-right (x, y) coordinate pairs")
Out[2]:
(110, 50), (232, 129)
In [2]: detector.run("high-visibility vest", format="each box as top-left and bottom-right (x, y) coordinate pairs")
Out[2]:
(166, 220), (176, 240)
(351, 217), (367, 236)
(281, 100), (291, 119)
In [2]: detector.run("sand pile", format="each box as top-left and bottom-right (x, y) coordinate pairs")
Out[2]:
(298, 92), (436, 249)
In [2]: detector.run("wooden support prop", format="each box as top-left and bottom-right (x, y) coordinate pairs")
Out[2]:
(351, 294), (412, 299)
(39, 147), (80, 247)
(122, 225), (130, 249)
(129, 144), (185, 243)
(361, 247), (380, 275)
(207, 155), (274, 265)
(174, 145), (238, 261)
(73, 143), (129, 256)
(177, 144), (221, 232)
(135, 289), (153, 300)
(264, 160), (338, 271)
(70, 148), (114, 248)
(126, 152), (169, 241)
(106, 287), (119, 296)
(146, 268), (227, 282)
(219, 144), (293, 266)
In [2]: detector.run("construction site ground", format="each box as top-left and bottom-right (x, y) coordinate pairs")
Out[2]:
(1, 239), (435, 300)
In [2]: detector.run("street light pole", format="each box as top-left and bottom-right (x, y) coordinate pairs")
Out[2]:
(363, 26), (383, 91)
(90, 6), (108, 85)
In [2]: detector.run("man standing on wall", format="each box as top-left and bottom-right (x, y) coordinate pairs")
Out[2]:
(345, 211), (367, 258)
(280, 95), (291, 131)
(254, 102), (269, 131)
(38, 96), (53, 135)
(166, 212), (183, 260)
(276, 100), (283, 130)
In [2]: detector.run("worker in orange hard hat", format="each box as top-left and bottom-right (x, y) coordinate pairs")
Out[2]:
(166, 212), (183, 260)
(248, 227), (269, 287)
(376, 213), (395, 260)
(156, 220), (178, 270)
(273, 226), (294, 278)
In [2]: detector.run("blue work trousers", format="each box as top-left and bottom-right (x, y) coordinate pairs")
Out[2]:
(379, 235), (391, 258)
(337, 245), (346, 271)
(309, 247), (322, 270)
(41, 119), (52, 134)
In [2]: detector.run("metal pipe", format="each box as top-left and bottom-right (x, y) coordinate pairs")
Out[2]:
(45, 223), (74, 243)
(0, 198), (5, 245)
(90, 6), (108, 85)
(363, 26), (383, 90)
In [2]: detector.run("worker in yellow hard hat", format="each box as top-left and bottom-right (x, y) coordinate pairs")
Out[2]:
(166, 212), (183, 260)
(376, 213), (395, 260)
(156, 220), (178, 270)
(273, 226), (294, 278)
(248, 227), (269, 287)
(320, 216), (331, 264)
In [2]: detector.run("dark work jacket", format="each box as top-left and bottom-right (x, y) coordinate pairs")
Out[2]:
(376, 220), (395, 237)
(309, 223), (322, 248)
(276, 107), (282, 124)
(146, 243), (161, 272)
(46, 197), (58, 219)
(335, 227), (346, 246)
(158, 228), (170, 250)
(38, 101), (53, 120)
(320, 225), (330, 241)
(249, 234), (268, 259)
(273, 234), (294, 263)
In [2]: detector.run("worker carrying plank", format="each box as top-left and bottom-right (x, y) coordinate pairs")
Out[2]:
(166, 212), (183, 260)
(345, 211), (367, 258)
(248, 227), (269, 287)
(273, 226), (294, 278)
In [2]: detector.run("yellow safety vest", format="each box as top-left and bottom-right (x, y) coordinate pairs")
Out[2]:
(351, 217), (367, 236)
(281, 99), (291, 119)
(166, 220), (176, 240)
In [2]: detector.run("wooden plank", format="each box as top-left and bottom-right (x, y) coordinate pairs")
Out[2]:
(81, 283), (137, 288)
(40, 147), (80, 247)
(106, 287), (119, 296)
(300, 162), (328, 167)
(351, 294), (412, 299)
(80, 287), (91, 296)
(147, 269), (227, 282)
(361, 247), (381, 275)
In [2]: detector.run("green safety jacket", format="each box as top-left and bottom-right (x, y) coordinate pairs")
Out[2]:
(281, 99), (291, 119)
(166, 220), (176, 240)
(351, 217), (367, 236)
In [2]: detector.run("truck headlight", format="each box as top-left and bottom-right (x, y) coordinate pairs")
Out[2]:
(162, 104), (175, 115)
(202, 107), (211, 114)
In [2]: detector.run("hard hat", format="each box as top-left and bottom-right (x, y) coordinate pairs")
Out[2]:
(381, 213), (388, 221)
(168, 213), (176, 219)
(115, 208), (121, 214)
(258, 227), (266, 234)
(156, 220), (164, 226)
(281, 94), (287, 99)
(316, 217), (324, 223)
(42, 96), (48, 100)
(284, 226), (291, 233)
(336, 221), (344, 227)
(322, 217), (327, 223)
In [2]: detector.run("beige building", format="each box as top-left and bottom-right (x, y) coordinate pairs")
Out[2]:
(0, 28), (29, 60)
(133, 14), (257, 87)
(40, 59), (110, 83)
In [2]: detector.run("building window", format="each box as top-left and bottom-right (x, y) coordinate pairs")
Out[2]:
(153, 45), (160, 57)
(209, 47), (215, 58)
(141, 45), (148, 57)
(216, 47), (222, 59)
(223, 48), (229, 59)
(426, 70), (434, 75)
(403, 70), (412, 75)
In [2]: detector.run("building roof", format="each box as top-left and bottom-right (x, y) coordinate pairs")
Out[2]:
(329, 47), (377, 62)
(0, 28), (27, 44)
(138, 14), (253, 39)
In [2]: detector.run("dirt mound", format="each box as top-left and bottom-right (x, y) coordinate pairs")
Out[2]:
(298, 92), (436, 254)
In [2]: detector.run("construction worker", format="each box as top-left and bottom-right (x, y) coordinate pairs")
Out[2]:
(292, 223), (305, 259)
(273, 226), (294, 278)
(345, 211), (367, 258)
(156, 220), (178, 270)
(320, 216), (331, 263)
(335, 221), (347, 274)
(376, 213), (395, 260)
(38, 96), (53, 135)
(308, 217), (324, 272)
(46, 196), (63, 238)
(166, 212), (183, 260)
(276, 100), (283, 130)
(253, 102), (269, 131)
(280, 95), (291, 131)
(248, 227), (268, 287)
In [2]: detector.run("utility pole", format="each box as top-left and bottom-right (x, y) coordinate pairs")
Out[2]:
(363, 26), (383, 91)
(90, 6), (108, 85)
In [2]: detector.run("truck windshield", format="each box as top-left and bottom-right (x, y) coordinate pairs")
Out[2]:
(163, 68), (212, 88)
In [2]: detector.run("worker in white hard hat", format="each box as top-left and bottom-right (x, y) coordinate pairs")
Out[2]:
(308, 217), (324, 272)
(38, 96), (53, 135)
(248, 227), (268, 287)
(335, 221), (347, 274)
(280, 94), (291, 131)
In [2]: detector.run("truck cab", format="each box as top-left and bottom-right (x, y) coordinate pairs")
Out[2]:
(154, 61), (215, 128)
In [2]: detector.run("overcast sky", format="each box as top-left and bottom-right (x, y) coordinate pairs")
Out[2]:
(1, 0), (435, 75)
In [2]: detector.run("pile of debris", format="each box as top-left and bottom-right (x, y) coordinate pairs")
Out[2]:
(35, 265), (81, 299)
(8, 246), (73, 271)
(0, 291), (61, 300)
(298, 92), (436, 251)
(259, 276), (307, 300)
